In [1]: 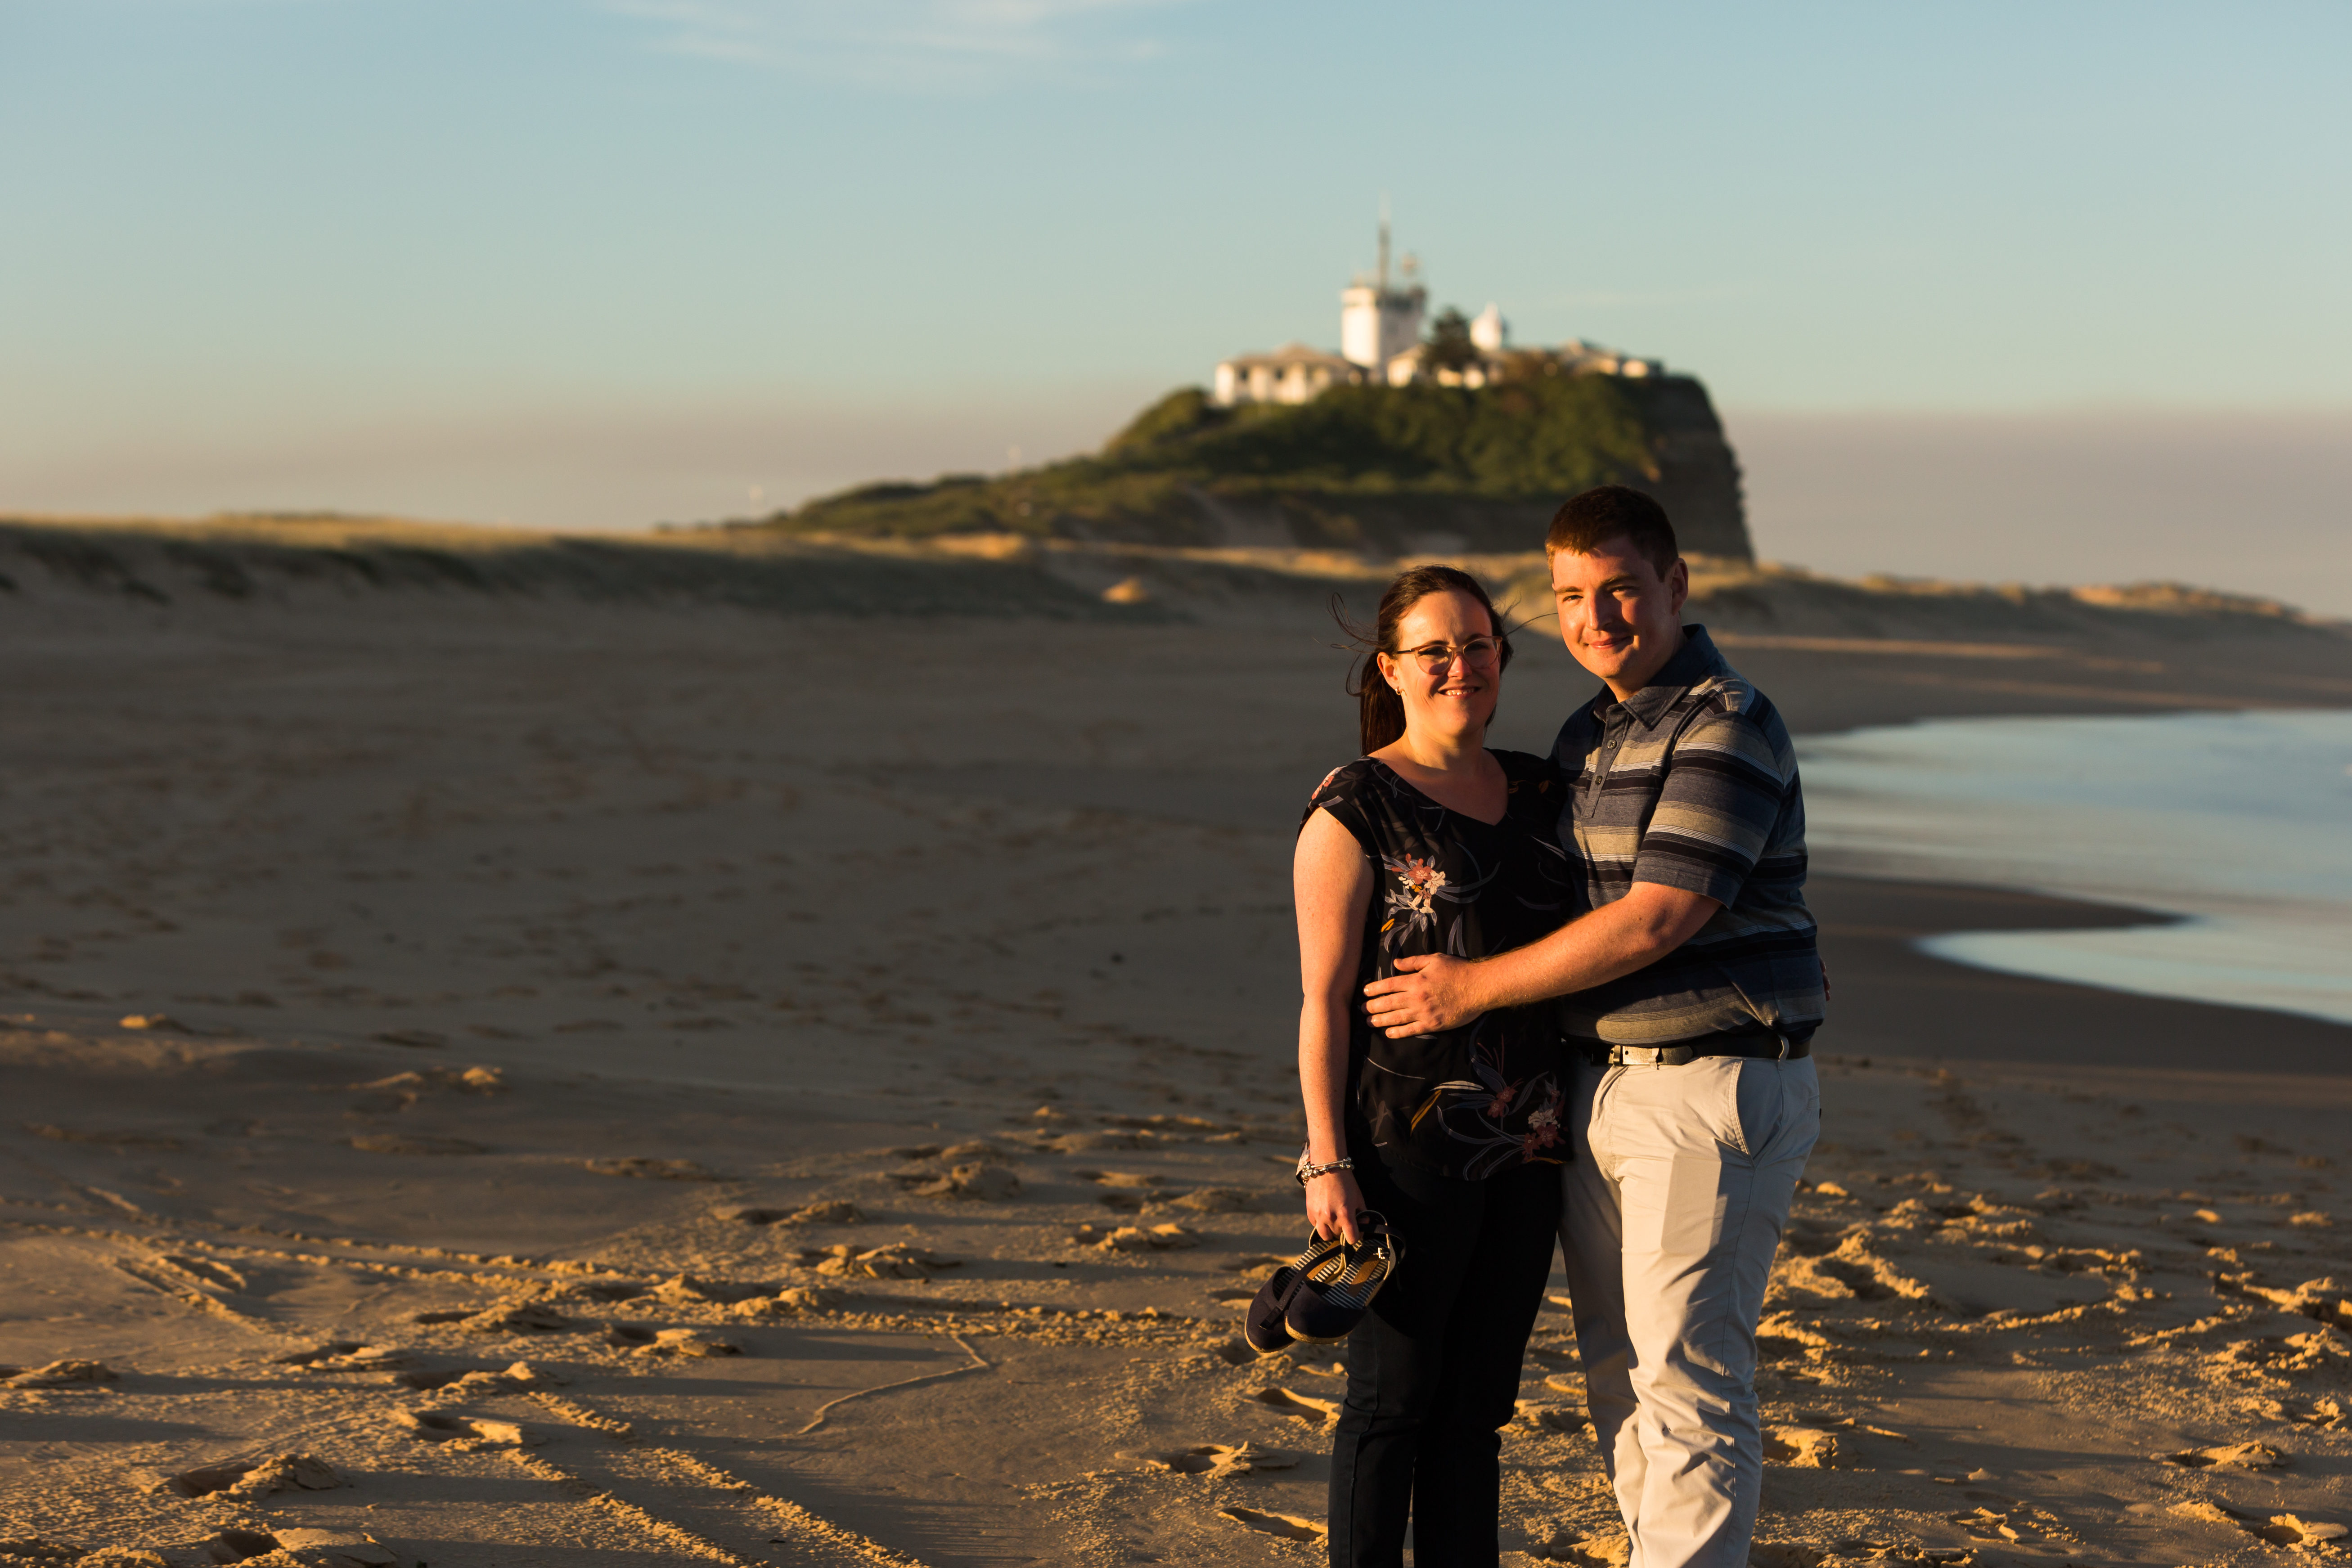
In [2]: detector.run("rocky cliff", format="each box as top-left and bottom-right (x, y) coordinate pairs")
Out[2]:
(770, 373), (1754, 561)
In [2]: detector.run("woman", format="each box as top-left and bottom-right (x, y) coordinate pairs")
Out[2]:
(1295, 564), (1573, 1568)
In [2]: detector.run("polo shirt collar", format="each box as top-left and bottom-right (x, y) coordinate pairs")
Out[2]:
(1594, 625), (1727, 729)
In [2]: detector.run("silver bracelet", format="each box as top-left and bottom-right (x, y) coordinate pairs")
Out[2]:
(1295, 1155), (1354, 1185)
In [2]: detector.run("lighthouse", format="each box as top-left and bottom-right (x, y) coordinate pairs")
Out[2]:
(1339, 211), (1426, 372)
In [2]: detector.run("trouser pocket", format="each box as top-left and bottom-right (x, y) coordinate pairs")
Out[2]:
(1728, 1058), (1790, 1160)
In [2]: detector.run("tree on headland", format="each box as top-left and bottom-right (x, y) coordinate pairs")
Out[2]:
(1423, 307), (1479, 375)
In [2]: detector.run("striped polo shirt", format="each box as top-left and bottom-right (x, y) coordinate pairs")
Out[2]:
(1552, 624), (1826, 1046)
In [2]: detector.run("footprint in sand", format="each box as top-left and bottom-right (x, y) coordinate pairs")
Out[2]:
(1034, 1131), (1141, 1154)
(2, 1360), (116, 1388)
(812, 1243), (959, 1280)
(1219, 1508), (1325, 1543)
(904, 1164), (1019, 1200)
(1246, 1387), (1340, 1425)
(2154, 1441), (2289, 1470)
(458, 1302), (576, 1334)
(351, 1066), (506, 1095)
(394, 1410), (538, 1446)
(636, 1328), (742, 1359)
(182, 1529), (282, 1564)
(645, 1273), (767, 1306)
(1076, 1170), (1162, 1189)
(167, 1453), (340, 1499)
(350, 1133), (487, 1156)
(1950, 1505), (2038, 1543)
(1539, 1530), (1633, 1567)
(1070, 1222), (1197, 1252)
(775, 1285), (839, 1311)
(1762, 1425), (1839, 1466)
(2248, 1515), (2350, 1548)
(396, 1367), (508, 1393)
(1515, 1401), (1588, 1436)
(25, 1124), (182, 1150)
(1129, 1443), (1300, 1478)
(1165, 1187), (1265, 1214)
(583, 1156), (729, 1180)
(716, 1199), (865, 1226)
(279, 1344), (406, 1373)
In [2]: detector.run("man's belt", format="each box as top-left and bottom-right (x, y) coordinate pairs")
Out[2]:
(1586, 1032), (1811, 1068)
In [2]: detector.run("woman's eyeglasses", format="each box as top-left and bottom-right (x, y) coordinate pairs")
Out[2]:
(1396, 637), (1502, 674)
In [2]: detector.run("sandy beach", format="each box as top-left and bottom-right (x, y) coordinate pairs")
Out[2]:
(2, 523), (2348, 1568)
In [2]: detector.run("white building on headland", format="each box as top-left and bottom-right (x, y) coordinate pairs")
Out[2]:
(1212, 220), (1663, 406)
(1340, 218), (1425, 372)
(1210, 342), (1361, 407)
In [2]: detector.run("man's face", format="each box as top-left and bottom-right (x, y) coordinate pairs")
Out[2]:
(1550, 536), (1690, 699)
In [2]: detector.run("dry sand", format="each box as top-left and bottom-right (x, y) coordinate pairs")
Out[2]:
(1, 522), (2348, 1568)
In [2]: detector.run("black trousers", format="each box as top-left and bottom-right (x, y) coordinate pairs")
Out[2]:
(1326, 1152), (1562, 1568)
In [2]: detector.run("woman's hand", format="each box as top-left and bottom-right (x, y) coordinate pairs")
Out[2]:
(1304, 1168), (1367, 1246)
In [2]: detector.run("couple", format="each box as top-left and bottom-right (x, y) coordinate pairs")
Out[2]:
(1294, 485), (1827, 1568)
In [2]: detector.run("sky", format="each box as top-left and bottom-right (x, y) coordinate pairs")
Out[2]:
(3, 1), (2348, 607)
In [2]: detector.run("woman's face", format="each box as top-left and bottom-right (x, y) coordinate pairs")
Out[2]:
(1376, 589), (1502, 743)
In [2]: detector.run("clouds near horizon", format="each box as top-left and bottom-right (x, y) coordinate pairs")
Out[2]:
(605, 0), (1185, 88)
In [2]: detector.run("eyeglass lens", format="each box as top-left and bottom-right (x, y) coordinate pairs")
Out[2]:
(1406, 639), (1500, 671)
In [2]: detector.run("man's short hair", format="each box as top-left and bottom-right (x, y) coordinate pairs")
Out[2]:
(1546, 485), (1679, 575)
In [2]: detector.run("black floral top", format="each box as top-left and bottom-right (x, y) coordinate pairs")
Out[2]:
(1303, 752), (1574, 1179)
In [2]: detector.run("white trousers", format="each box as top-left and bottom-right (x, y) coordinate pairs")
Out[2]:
(1560, 1055), (1821, 1568)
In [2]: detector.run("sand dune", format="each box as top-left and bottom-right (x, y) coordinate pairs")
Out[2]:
(2, 519), (2348, 1565)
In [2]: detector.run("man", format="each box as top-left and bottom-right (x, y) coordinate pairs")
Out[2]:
(1363, 484), (1825, 1568)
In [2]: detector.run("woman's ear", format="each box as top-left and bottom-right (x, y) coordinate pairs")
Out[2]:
(1375, 651), (1400, 692)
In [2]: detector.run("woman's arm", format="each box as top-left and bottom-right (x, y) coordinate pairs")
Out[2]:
(1295, 807), (1374, 1245)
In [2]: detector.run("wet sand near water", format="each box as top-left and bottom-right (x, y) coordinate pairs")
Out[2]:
(1811, 877), (2352, 1075)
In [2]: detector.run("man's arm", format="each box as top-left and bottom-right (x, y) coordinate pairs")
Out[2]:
(1362, 882), (1718, 1037)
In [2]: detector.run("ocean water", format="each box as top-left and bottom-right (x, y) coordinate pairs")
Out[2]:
(1796, 707), (2352, 1026)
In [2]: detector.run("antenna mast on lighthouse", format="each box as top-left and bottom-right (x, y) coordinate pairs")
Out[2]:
(1342, 194), (1425, 374)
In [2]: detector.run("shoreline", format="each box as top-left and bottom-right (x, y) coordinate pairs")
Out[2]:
(1808, 874), (2352, 1076)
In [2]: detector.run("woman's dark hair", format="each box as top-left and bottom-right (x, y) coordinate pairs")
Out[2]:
(1336, 564), (1515, 756)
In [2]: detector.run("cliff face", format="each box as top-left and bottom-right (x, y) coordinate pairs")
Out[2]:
(1620, 376), (1750, 560)
(776, 374), (1754, 562)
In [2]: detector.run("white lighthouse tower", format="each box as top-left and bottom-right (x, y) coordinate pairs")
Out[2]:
(1340, 209), (1426, 372)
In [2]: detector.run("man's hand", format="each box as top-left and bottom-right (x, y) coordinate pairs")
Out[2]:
(1363, 952), (1488, 1037)
(1361, 886), (1722, 1036)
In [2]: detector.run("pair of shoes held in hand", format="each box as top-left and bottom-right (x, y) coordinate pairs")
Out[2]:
(1245, 1211), (1403, 1355)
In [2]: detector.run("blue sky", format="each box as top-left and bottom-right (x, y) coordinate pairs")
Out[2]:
(3, 0), (2348, 585)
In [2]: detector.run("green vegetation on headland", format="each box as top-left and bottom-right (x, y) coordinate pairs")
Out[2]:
(762, 373), (1756, 560)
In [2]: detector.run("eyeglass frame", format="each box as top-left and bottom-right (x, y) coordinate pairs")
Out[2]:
(1388, 636), (1506, 674)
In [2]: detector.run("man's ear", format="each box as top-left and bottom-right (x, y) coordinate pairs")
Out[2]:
(1666, 557), (1690, 616)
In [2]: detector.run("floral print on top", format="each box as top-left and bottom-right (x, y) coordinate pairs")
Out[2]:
(1304, 751), (1575, 1179)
